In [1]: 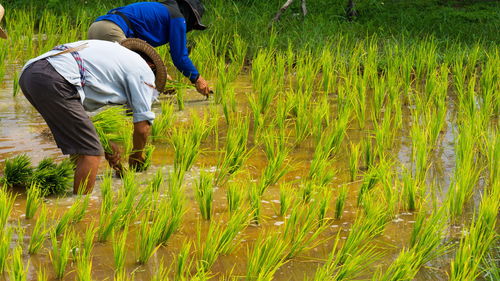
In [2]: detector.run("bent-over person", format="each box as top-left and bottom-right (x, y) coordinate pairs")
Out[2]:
(19, 39), (166, 194)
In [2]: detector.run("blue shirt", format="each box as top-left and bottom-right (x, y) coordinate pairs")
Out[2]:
(95, 1), (200, 82)
(22, 40), (157, 124)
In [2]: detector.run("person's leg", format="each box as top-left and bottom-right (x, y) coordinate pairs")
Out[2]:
(20, 60), (105, 194)
(72, 155), (101, 194)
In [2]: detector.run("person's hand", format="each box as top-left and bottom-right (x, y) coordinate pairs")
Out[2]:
(105, 142), (123, 176)
(194, 76), (212, 97)
(129, 152), (146, 172)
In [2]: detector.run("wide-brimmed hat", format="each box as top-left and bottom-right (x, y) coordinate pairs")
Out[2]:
(120, 38), (167, 93)
(0, 4), (7, 39)
(177, 0), (207, 30)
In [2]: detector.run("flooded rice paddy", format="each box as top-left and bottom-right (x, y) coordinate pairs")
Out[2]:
(0, 49), (498, 281)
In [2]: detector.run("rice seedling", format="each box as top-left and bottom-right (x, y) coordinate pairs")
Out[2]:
(0, 186), (16, 230)
(171, 122), (205, 181)
(177, 87), (186, 111)
(75, 252), (93, 281)
(175, 241), (193, 281)
(30, 158), (74, 196)
(215, 116), (251, 185)
(113, 227), (129, 275)
(28, 205), (49, 254)
(226, 182), (244, 214)
(374, 207), (449, 281)
(195, 170), (214, 220)
(260, 129), (290, 192)
(37, 267), (48, 281)
(98, 184), (136, 242)
(151, 101), (175, 141)
(221, 86), (237, 124)
(114, 270), (135, 281)
(447, 123), (481, 219)
(50, 229), (75, 279)
(136, 210), (161, 264)
(449, 188), (499, 281)
(198, 210), (250, 272)
(0, 226), (12, 274)
(292, 93), (311, 145)
(1, 154), (33, 187)
(25, 182), (43, 219)
(91, 107), (129, 154)
(282, 202), (329, 259)
(55, 194), (90, 236)
(155, 177), (185, 245)
(357, 165), (379, 206)
(410, 116), (430, 183)
(308, 145), (336, 187)
(248, 183), (261, 224)
(317, 189), (332, 225)
(9, 245), (28, 281)
(278, 183), (294, 217)
(138, 143), (155, 172)
(362, 137), (375, 169)
(13, 70), (20, 97)
(335, 184), (348, 220)
(348, 142), (361, 182)
(246, 231), (288, 281)
(149, 169), (164, 192)
(151, 261), (169, 281)
(402, 169), (424, 211)
(251, 49), (280, 116)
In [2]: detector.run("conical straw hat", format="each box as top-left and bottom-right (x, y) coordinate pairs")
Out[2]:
(0, 4), (7, 39)
(120, 38), (167, 93)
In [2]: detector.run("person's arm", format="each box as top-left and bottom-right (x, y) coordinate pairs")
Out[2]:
(169, 17), (211, 96)
(129, 120), (150, 170)
(125, 70), (156, 170)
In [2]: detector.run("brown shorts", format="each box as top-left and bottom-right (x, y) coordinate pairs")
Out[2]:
(88, 20), (127, 43)
(19, 59), (104, 156)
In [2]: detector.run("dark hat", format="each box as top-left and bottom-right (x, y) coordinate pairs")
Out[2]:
(177, 0), (207, 31)
(120, 38), (167, 93)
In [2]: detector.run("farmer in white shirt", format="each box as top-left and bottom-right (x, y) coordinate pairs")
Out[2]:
(19, 39), (166, 194)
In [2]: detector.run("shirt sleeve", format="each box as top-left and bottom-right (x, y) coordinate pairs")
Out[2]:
(168, 17), (200, 83)
(125, 72), (156, 124)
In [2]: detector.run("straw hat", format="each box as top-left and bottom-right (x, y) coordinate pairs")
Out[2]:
(0, 4), (7, 39)
(176, 0), (207, 30)
(120, 38), (167, 93)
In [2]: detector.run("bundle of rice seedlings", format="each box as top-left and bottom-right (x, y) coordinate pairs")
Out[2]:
(91, 107), (129, 154)
(1, 154), (33, 187)
(30, 157), (73, 196)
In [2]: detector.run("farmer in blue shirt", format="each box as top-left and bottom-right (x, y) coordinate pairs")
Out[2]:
(88, 0), (212, 97)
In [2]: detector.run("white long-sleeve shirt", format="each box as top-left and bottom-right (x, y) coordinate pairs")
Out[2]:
(22, 40), (157, 123)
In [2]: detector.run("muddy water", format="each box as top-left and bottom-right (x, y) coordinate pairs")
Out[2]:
(0, 64), (472, 281)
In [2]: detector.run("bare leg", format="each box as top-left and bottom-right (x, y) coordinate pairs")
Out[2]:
(72, 155), (101, 194)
